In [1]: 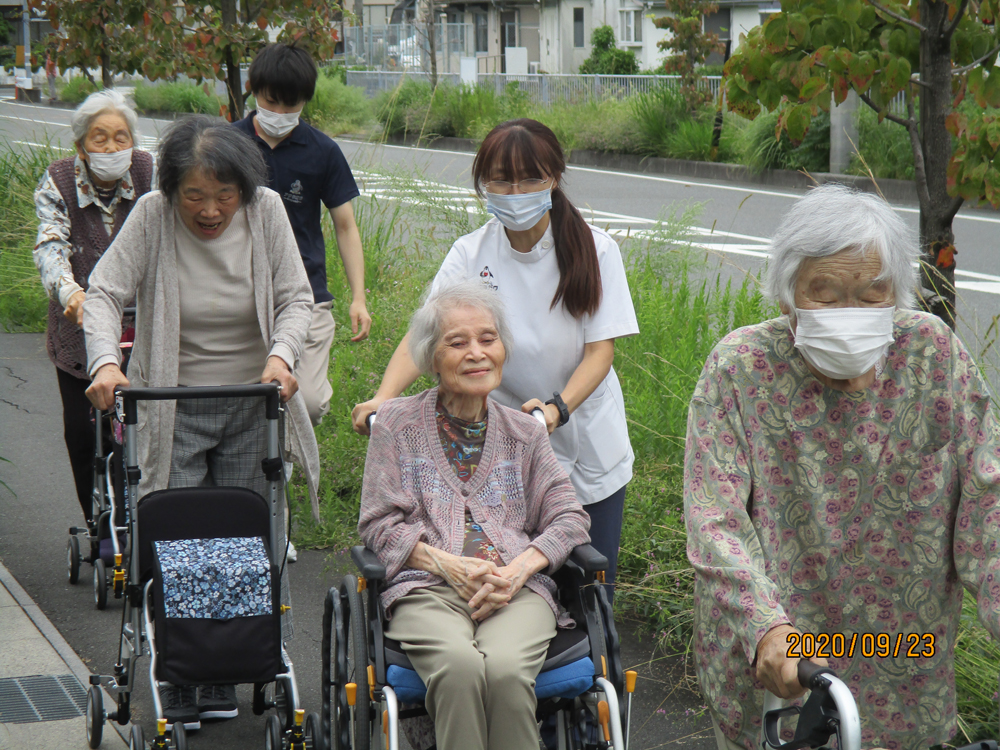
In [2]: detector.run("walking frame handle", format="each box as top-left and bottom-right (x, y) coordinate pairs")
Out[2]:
(761, 662), (861, 750)
(115, 383), (282, 425)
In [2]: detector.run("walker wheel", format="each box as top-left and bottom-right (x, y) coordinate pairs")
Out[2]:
(68, 536), (81, 585)
(86, 685), (104, 748)
(264, 714), (283, 750)
(171, 722), (187, 750)
(129, 724), (145, 749)
(304, 711), (323, 750)
(94, 558), (108, 610)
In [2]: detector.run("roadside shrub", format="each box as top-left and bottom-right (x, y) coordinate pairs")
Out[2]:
(132, 80), (223, 115)
(739, 108), (830, 173)
(850, 106), (915, 181)
(579, 25), (639, 75)
(59, 76), (101, 105)
(630, 84), (690, 157)
(304, 74), (373, 135)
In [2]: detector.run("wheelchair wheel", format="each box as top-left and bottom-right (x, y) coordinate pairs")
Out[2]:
(129, 723), (145, 749)
(342, 575), (371, 750)
(596, 586), (624, 698)
(68, 536), (81, 585)
(264, 713), (283, 750)
(86, 685), (103, 749)
(94, 558), (108, 610)
(304, 711), (323, 750)
(322, 586), (347, 750)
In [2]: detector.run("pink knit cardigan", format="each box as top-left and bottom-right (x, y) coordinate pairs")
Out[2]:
(358, 388), (591, 625)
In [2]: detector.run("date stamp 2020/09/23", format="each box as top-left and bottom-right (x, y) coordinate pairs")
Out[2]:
(786, 632), (936, 659)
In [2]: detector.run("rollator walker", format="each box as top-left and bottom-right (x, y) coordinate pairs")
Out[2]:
(85, 384), (307, 750)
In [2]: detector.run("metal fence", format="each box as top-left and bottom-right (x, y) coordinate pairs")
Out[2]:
(340, 24), (474, 75)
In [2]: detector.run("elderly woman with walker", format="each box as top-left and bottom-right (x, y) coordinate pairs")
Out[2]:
(84, 115), (320, 732)
(353, 118), (638, 598)
(685, 184), (1000, 750)
(33, 89), (154, 532)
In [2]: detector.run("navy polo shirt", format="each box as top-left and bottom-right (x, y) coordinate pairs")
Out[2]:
(233, 112), (361, 303)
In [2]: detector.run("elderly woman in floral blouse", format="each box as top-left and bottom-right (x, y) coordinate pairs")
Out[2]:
(33, 89), (154, 527)
(359, 279), (591, 750)
(685, 184), (1000, 750)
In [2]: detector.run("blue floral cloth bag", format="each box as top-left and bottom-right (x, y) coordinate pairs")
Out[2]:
(152, 535), (282, 685)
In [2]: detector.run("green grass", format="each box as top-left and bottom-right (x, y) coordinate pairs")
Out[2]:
(0, 141), (64, 332)
(131, 81), (224, 116)
(849, 106), (915, 181)
(304, 71), (375, 135)
(58, 76), (102, 105)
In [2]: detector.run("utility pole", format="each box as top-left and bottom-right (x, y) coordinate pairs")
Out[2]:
(22, 0), (30, 78)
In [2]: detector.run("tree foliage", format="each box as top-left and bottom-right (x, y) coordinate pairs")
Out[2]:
(35, 0), (345, 120)
(579, 25), (640, 75)
(724, 0), (1000, 327)
(654, 0), (725, 110)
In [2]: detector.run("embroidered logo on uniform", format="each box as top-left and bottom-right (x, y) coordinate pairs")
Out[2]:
(479, 265), (498, 291)
(283, 179), (304, 204)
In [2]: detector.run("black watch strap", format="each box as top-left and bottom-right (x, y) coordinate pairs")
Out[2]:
(545, 392), (570, 427)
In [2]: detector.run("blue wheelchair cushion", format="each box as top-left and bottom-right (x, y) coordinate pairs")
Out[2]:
(386, 656), (594, 704)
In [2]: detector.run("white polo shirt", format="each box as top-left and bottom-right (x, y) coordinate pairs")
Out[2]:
(430, 217), (639, 505)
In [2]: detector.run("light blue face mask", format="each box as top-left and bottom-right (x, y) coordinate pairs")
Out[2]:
(485, 188), (553, 232)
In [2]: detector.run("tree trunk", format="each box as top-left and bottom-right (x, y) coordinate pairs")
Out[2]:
(221, 0), (242, 121)
(101, 51), (113, 89)
(917, 0), (959, 329)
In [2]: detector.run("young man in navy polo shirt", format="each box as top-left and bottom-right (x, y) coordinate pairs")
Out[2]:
(234, 44), (371, 429)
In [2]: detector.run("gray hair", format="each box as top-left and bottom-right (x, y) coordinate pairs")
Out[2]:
(765, 184), (920, 311)
(408, 279), (512, 377)
(157, 115), (267, 207)
(71, 89), (139, 148)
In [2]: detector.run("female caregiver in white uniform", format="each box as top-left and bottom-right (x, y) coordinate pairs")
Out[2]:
(352, 118), (639, 594)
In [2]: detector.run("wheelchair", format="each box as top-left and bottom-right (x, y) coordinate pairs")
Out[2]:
(84, 384), (307, 750)
(317, 542), (637, 750)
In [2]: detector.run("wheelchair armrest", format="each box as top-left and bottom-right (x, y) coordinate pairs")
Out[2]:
(569, 544), (608, 573)
(351, 546), (387, 581)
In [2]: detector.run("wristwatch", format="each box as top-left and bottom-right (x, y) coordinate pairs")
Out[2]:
(545, 392), (570, 427)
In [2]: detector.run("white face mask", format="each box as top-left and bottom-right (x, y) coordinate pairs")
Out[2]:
(256, 104), (301, 138)
(86, 148), (133, 182)
(793, 307), (895, 381)
(485, 188), (553, 232)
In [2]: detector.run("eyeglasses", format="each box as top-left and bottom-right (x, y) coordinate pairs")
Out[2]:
(483, 178), (552, 195)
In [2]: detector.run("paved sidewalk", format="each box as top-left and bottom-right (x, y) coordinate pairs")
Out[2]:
(0, 560), (127, 749)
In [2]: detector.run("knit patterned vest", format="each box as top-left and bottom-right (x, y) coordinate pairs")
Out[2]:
(46, 151), (153, 378)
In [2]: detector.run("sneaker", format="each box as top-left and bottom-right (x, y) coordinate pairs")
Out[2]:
(286, 540), (298, 564)
(198, 684), (238, 720)
(161, 684), (200, 731)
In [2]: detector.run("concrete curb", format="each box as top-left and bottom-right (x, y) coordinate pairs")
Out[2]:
(365, 133), (919, 204)
(0, 559), (132, 746)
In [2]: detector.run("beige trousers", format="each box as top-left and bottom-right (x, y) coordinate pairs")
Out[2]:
(297, 300), (336, 426)
(386, 585), (556, 750)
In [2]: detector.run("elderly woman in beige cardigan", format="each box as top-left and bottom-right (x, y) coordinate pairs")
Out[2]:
(83, 116), (320, 731)
(359, 279), (591, 750)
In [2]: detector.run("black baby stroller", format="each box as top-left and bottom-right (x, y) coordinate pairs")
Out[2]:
(67, 308), (136, 610)
(85, 383), (307, 750)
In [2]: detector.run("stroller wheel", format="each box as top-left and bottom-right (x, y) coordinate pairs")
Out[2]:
(264, 713), (283, 750)
(94, 558), (109, 610)
(171, 722), (187, 750)
(129, 724), (145, 749)
(86, 685), (104, 748)
(304, 711), (323, 750)
(68, 536), (82, 585)
(265, 679), (292, 731)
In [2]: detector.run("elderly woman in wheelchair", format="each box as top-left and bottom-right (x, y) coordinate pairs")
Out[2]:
(351, 279), (612, 750)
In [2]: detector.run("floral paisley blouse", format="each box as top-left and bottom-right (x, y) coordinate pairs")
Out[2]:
(684, 310), (1000, 750)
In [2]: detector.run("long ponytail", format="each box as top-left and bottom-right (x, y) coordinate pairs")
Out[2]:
(473, 119), (602, 319)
